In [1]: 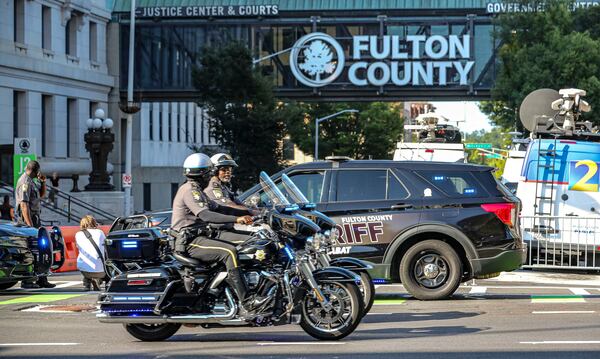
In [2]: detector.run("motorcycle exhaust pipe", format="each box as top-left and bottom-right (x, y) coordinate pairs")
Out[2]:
(97, 288), (238, 324)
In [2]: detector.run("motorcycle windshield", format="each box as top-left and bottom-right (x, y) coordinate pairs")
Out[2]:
(280, 174), (310, 205)
(259, 171), (290, 206)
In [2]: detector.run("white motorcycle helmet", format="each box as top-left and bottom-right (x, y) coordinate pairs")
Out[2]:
(210, 153), (238, 168)
(183, 153), (213, 178)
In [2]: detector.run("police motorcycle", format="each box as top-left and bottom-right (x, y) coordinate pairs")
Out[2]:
(278, 174), (375, 315)
(96, 172), (364, 341)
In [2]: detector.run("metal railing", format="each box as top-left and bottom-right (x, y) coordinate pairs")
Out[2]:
(521, 215), (600, 270)
(0, 181), (115, 225)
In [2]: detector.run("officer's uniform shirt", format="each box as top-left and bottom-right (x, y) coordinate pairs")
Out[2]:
(171, 180), (238, 232)
(204, 176), (243, 206)
(15, 173), (39, 226)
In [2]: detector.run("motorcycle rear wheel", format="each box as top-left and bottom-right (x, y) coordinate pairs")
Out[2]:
(300, 281), (363, 340)
(124, 323), (181, 341)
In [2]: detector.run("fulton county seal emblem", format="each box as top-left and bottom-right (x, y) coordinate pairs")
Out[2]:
(290, 32), (345, 88)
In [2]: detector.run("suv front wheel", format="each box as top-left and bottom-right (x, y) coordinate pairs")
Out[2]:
(399, 240), (462, 300)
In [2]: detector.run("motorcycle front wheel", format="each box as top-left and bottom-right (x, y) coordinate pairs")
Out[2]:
(124, 323), (181, 341)
(300, 281), (363, 340)
(358, 271), (375, 316)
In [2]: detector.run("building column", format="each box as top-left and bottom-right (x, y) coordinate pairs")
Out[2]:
(23, 92), (42, 155)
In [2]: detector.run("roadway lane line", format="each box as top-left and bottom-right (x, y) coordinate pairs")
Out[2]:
(532, 311), (596, 314)
(469, 286), (487, 294)
(257, 342), (346, 346)
(530, 295), (585, 303)
(52, 281), (81, 289)
(0, 343), (79, 346)
(569, 288), (591, 295)
(520, 341), (600, 345)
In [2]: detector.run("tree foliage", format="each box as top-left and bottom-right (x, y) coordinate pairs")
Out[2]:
(285, 102), (404, 160)
(192, 42), (286, 191)
(465, 128), (512, 177)
(479, 1), (600, 129)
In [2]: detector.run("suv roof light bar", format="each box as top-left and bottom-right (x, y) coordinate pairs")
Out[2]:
(325, 156), (352, 162)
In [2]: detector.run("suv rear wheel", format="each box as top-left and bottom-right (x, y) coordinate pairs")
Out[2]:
(399, 240), (462, 300)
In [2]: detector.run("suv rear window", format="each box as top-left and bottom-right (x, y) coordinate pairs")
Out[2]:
(415, 170), (485, 198)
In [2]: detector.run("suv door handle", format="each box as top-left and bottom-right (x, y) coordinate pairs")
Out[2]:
(391, 203), (413, 210)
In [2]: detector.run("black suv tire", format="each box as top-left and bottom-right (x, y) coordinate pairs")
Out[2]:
(399, 240), (462, 300)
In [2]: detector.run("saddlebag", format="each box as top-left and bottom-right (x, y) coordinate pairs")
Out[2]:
(105, 228), (166, 262)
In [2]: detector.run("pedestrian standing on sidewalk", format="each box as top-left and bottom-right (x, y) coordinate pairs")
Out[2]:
(75, 215), (107, 291)
(48, 172), (59, 209)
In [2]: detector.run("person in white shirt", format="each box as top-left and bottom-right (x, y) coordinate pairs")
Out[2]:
(75, 215), (106, 291)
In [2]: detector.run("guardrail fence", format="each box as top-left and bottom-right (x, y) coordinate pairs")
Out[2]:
(520, 215), (600, 270)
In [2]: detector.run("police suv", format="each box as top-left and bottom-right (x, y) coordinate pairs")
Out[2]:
(240, 157), (525, 300)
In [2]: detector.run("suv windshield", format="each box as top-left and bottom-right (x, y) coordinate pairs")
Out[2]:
(280, 173), (310, 205)
(259, 171), (290, 206)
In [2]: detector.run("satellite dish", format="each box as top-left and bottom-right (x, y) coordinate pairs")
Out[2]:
(519, 89), (560, 132)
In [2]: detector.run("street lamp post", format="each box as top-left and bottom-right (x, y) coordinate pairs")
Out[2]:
(314, 109), (359, 161)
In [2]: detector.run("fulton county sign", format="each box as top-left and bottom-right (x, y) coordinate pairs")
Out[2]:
(290, 32), (475, 88)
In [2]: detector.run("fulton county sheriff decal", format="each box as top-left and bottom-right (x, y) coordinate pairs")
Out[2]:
(333, 215), (393, 244)
(290, 32), (475, 88)
(136, 5), (279, 18)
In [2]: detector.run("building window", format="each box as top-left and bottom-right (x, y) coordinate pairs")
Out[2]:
(41, 95), (49, 157)
(171, 183), (179, 202)
(177, 112), (181, 142)
(65, 17), (77, 56)
(193, 107), (197, 143)
(89, 21), (97, 61)
(67, 99), (76, 157)
(168, 106), (172, 141)
(14, 0), (25, 43)
(143, 183), (151, 211)
(13, 91), (24, 138)
(42, 6), (52, 50)
(149, 106), (154, 141)
(159, 108), (163, 141)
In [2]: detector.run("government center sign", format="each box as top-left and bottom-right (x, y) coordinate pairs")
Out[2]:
(290, 32), (475, 89)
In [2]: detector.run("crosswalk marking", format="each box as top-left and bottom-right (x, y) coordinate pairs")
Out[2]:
(469, 286), (487, 294)
(569, 288), (590, 295)
(0, 294), (83, 306)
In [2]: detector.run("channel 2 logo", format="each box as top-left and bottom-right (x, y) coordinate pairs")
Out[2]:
(290, 32), (345, 88)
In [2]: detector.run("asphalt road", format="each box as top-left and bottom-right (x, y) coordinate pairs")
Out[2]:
(1, 271), (599, 359)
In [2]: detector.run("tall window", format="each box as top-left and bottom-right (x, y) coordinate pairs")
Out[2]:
(14, 0), (25, 43)
(65, 17), (77, 56)
(149, 106), (154, 141)
(193, 106), (197, 143)
(13, 91), (24, 138)
(171, 183), (179, 202)
(41, 95), (51, 157)
(159, 108), (163, 141)
(143, 183), (152, 211)
(89, 21), (97, 61)
(67, 99), (76, 157)
(177, 112), (181, 142)
(42, 5), (52, 50)
(168, 105), (172, 141)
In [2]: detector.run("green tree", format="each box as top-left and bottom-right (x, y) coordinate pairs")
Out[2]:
(465, 127), (512, 177)
(479, 0), (600, 129)
(192, 42), (286, 191)
(285, 102), (404, 160)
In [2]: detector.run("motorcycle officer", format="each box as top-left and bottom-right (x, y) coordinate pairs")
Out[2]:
(204, 153), (252, 214)
(171, 153), (258, 315)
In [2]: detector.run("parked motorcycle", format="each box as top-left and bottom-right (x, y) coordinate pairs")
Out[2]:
(97, 172), (364, 341)
(278, 174), (375, 315)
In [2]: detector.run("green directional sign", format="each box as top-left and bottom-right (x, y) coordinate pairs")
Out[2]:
(484, 153), (503, 159)
(465, 143), (492, 149)
(14, 154), (37, 188)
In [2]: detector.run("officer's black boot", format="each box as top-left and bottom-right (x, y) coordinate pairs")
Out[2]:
(226, 268), (251, 317)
